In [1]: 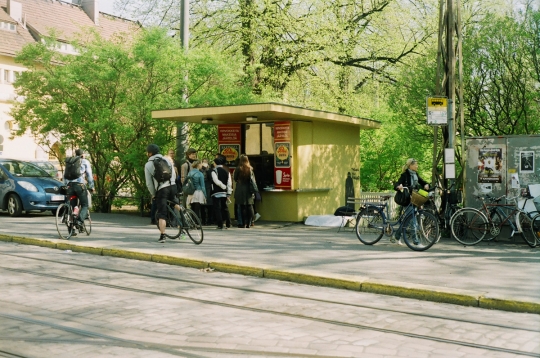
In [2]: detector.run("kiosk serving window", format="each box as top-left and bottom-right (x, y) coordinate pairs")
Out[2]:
(245, 123), (274, 155)
(244, 123), (275, 188)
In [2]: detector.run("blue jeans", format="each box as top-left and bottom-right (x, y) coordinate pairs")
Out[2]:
(396, 205), (415, 239)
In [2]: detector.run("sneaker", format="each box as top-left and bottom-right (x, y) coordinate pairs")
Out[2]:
(158, 235), (166, 243)
(180, 234), (187, 240)
(254, 213), (261, 222)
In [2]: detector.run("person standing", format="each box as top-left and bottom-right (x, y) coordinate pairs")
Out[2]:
(186, 160), (206, 220)
(392, 158), (430, 244)
(64, 149), (94, 235)
(180, 148), (198, 185)
(144, 144), (178, 243)
(200, 159), (214, 225)
(211, 156), (232, 229)
(233, 154), (258, 228)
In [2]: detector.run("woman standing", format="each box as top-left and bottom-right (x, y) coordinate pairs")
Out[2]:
(234, 154), (258, 228)
(186, 160), (206, 220)
(392, 158), (430, 244)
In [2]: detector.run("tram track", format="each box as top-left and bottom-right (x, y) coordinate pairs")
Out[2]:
(0, 251), (537, 333)
(0, 253), (538, 357)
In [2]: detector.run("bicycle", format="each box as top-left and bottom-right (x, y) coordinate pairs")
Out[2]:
(354, 188), (440, 251)
(55, 189), (91, 240)
(423, 184), (462, 239)
(155, 199), (203, 244)
(450, 194), (537, 247)
(519, 187), (540, 246)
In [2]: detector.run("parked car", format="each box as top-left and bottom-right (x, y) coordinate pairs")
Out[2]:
(28, 160), (62, 181)
(0, 159), (65, 217)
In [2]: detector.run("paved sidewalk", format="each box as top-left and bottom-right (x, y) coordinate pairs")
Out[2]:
(1, 212), (539, 314)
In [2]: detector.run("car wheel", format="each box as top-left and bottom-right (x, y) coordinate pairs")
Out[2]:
(7, 194), (23, 217)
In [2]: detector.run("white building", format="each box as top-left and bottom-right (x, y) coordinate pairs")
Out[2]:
(0, 0), (138, 161)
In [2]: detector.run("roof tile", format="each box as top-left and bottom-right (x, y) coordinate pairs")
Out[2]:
(0, 0), (139, 57)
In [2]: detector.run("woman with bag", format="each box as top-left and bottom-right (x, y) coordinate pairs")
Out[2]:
(186, 160), (206, 220)
(233, 154), (258, 228)
(392, 158), (430, 244)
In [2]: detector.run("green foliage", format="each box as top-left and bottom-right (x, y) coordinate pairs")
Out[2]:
(12, 27), (254, 211)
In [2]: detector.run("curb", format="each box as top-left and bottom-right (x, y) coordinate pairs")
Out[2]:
(1, 234), (539, 315)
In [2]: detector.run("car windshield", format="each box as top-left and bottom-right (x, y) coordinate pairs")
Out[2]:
(34, 162), (54, 170)
(1, 161), (51, 178)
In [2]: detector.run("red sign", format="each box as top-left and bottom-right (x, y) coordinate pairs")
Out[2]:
(218, 124), (241, 143)
(218, 124), (242, 168)
(274, 121), (291, 141)
(273, 121), (292, 190)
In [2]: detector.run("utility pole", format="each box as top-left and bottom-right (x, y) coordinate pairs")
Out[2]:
(175, 0), (189, 169)
(434, 0), (463, 190)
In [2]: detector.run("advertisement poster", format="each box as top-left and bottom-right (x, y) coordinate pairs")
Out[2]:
(218, 144), (240, 167)
(218, 124), (241, 168)
(273, 121), (292, 190)
(520, 151), (534, 173)
(478, 148), (503, 183)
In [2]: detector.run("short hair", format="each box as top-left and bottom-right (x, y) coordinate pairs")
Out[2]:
(75, 149), (83, 156)
(186, 148), (197, 158)
(191, 160), (200, 169)
(146, 144), (160, 155)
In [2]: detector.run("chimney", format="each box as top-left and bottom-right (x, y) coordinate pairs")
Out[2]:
(7, 0), (23, 24)
(81, 0), (99, 25)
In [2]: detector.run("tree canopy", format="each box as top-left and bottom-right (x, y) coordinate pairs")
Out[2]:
(11, 27), (254, 211)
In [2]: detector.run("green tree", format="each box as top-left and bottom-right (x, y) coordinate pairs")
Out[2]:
(11, 27), (253, 212)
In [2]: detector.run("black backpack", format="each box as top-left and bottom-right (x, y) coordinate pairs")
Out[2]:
(182, 173), (196, 195)
(153, 157), (172, 183)
(64, 156), (82, 180)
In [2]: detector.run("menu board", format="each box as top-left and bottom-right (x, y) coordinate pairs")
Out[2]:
(273, 121), (292, 189)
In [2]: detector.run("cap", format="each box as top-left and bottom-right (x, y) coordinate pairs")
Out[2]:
(186, 148), (197, 155)
(75, 149), (83, 156)
(146, 144), (160, 155)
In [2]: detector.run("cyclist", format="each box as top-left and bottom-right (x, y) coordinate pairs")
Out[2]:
(393, 158), (430, 244)
(144, 144), (179, 243)
(64, 149), (94, 234)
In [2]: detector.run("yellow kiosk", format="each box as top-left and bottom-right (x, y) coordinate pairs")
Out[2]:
(152, 103), (380, 222)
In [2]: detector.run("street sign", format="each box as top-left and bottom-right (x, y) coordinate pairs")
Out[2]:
(426, 97), (448, 125)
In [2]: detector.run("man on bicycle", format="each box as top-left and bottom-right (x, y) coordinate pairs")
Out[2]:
(64, 149), (94, 233)
(144, 144), (179, 243)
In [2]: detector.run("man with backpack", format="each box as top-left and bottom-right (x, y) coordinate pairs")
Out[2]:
(144, 144), (179, 243)
(63, 149), (94, 235)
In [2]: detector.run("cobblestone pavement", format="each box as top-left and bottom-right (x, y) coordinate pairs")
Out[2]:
(0, 242), (538, 357)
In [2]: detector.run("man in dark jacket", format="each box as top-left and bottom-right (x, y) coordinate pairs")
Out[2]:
(211, 156), (232, 229)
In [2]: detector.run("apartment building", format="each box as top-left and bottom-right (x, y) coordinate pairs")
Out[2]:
(0, 0), (138, 160)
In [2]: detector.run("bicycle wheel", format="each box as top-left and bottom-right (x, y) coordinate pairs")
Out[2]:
(516, 211), (537, 248)
(402, 210), (439, 251)
(354, 206), (384, 245)
(532, 213), (540, 246)
(482, 209), (503, 241)
(183, 208), (204, 245)
(158, 206), (183, 239)
(83, 213), (92, 236)
(450, 208), (487, 245)
(55, 203), (74, 240)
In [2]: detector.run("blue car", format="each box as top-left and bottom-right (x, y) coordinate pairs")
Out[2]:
(0, 159), (65, 217)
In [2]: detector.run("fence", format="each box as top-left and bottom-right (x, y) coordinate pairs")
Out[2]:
(358, 192), (399, 219)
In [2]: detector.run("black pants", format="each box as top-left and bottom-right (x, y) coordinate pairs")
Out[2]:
(66, 182), (88, 221)
(239, 204), (254, 228)
(213, 196), (230, 229)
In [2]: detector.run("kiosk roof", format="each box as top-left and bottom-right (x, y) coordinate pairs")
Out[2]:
(152, 102), (380, 130)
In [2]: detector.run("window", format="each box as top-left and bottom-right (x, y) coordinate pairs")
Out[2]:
(245, 123), (274, 155)
(3, 70), (10, 83)
(4, 121), (13, 131)
(0, 22), (16, 32)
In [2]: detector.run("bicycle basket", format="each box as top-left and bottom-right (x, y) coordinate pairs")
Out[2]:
(410, 190), (429, 207)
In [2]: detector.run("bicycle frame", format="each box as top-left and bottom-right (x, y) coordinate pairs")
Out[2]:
(479, 196), (520, 235)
